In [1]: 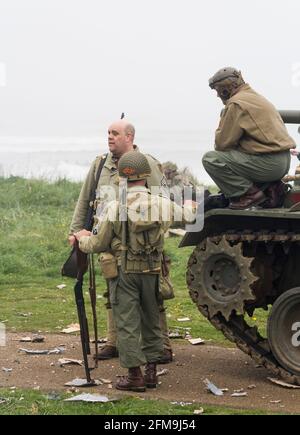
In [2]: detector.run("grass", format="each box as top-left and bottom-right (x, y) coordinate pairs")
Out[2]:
(0, 389), (280, 416)
(0, 177), (271, 415)
(0, 177), (268, 340)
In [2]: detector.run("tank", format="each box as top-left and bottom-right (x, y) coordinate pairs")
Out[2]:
(181, 110), (300, 384)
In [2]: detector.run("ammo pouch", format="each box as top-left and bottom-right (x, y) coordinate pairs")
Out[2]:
(159, 274), (175, 300)
(159, 253), (175, 300)
(99, 253), (118, 279)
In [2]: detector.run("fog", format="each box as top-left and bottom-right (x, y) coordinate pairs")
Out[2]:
(0, 0), (299, 180)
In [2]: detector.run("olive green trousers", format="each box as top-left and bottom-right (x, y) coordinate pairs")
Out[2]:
(110, 270), (163, 369)
(202, 149), (291, 198)
(106, 302), (172, 352)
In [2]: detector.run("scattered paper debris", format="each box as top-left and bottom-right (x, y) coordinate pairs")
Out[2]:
(169, 229), (186, 238)
(99, 378), (112, 385)
(194, 408), (204, 415)
(268, 378), (300, 389)
(58, 359), (83, 367)
(0, 398), (8, 405)
(19, 347), (65, 356)
(188, 338), (205, 346)
(65, 379), (102, 388)
(157, 369), (169, 377)
(57, 284), (67, 290)
(62, 324), (80, 334)
(248, 385), (257, 390)
(168, 331), (185, 339)
(1, 368), (12, 373)
(177, 317), (191, 323)
(204, 379), (224, 396)
(270, 400), (282, 404)
(64, 394), (118, 403)
(231, 392), (248, 398)
(19, 349), (49, 355)
(17, 312), (32, 318)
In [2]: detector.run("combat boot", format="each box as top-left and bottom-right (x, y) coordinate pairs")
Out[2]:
(94, 345), (119, 361)
(157, 349), (173, 365)
(144, 363), (158, 389)
(229, 186), (266, 210)
(116, 367), (146, 392)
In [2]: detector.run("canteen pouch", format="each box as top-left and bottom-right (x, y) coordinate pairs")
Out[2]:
(99, 253), (118, 279)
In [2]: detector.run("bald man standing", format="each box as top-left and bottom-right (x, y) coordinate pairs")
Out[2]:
(68, 120), (173, 364)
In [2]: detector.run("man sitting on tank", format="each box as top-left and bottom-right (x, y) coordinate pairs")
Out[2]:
(202, 67), (296, 210)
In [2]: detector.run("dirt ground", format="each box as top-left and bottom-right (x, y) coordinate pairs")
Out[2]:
(1, 333), (300, 414)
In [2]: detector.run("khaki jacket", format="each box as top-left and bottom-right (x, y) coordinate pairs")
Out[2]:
(79, 186), (195, 273)
(69, 146), (168, 234)
(215, 84), (296, 154)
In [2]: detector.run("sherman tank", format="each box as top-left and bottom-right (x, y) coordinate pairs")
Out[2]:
(181, 110), (300, 384)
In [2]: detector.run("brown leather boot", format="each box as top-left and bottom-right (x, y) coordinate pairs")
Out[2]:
(94, 345), (119, 361)
(116, 367), (146, 392)
(145, 363), (158, 389)
(229, 186), (266, 210)
(157, 349), (173, 365)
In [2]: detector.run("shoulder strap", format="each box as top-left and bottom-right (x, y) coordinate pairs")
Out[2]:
(91, 154), (108, 202)
(84, 154), (108, 231)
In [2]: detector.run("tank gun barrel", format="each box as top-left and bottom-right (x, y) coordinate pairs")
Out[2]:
(279, 110), (300, 124)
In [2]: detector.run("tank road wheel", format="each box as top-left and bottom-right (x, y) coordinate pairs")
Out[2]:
(267, 288), (300, 376)
(187, 237), (258, 321)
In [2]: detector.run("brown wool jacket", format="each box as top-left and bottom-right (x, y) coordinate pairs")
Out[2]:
(215, 84), (296, 154)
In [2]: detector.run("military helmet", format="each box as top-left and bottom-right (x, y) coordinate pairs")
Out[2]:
(209, 67), (244, 89)
(118, 151), (151, 181)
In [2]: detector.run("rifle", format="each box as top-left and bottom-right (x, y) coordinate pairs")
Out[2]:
(73, 240), (94, 385)
(62, 154), (108, 382)
(89, 252), (98, 368)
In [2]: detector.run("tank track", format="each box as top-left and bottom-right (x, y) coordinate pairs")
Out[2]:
(187, 230), (300, 385)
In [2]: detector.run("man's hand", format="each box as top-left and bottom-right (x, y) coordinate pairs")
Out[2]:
(74, 230), (92, 241)
(68, 235), (76, 246)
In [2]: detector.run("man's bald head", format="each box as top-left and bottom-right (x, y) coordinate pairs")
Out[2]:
(108, 120), (136, 158)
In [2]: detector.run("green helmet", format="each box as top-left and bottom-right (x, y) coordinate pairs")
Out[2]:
(209, 67), (244, 89)
(118, 151), (151, 181)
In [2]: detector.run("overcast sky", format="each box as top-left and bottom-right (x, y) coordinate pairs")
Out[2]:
(0, 0), (299, 140)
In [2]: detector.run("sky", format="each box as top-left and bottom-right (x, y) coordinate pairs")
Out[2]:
(0, 0), (299, 143)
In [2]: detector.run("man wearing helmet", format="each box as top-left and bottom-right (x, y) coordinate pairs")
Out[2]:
(203, 67), (296, 210)
(74, 151), (195, 392)
(68, 119), (173, 364)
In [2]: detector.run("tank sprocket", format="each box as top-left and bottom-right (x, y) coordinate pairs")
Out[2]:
(187, 230), (300, 385)
(188, 236), (258, 321)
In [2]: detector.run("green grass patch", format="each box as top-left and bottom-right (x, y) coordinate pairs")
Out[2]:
(0, 177), (268, 342)
(0, 388), (279, 415)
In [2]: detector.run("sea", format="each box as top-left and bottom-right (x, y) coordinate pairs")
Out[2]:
(0, 127), (299, 185)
